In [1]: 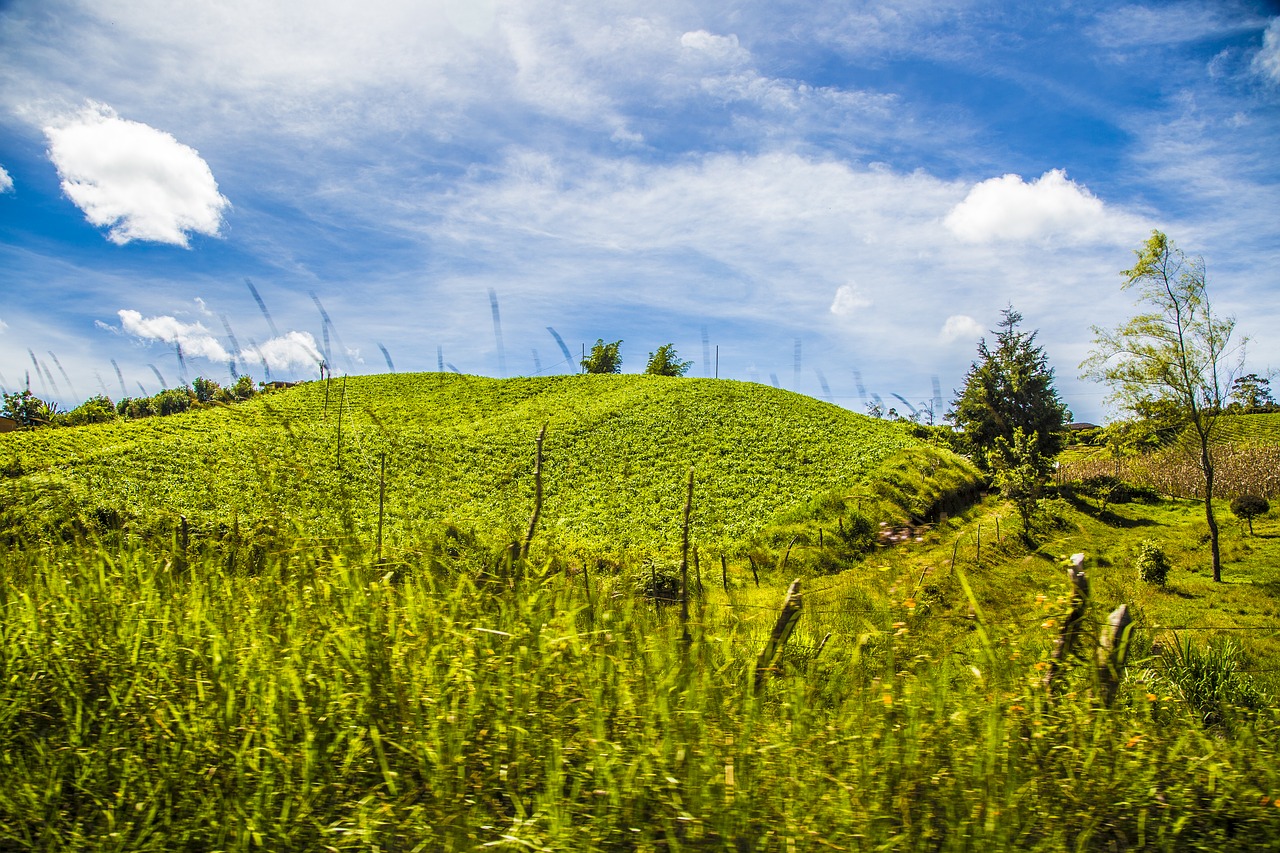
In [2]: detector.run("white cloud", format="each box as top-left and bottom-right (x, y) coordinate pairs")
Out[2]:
(44, 103), (230, 246)
(118, 309), (232, 361)
(680, 30), (749, 64)
(939, 315), (982, 344)
(944, 169), (1144, 244)
(241, 331), (325, 372)
(0, 316), (8, 334)
(0, 165), (12, 193)
(117, 308), (324, 372)
(829, 283), (872, 317)
(1253, 18), (1280, 83)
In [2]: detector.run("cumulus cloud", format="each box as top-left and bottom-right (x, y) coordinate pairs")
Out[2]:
(240, 331), (325, 372)
(44, 103), (230, 246)
(0, 165), (12, 193)
(117, 310), (322, 372)
(939, 315), (982, 344)
(944, 169), (1142, 244)
(118, 309), (232, 361)
(830, 283), (872, 317)
(1254, 18), (1280, 83)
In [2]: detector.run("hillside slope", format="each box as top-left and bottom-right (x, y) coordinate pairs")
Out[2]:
(0, 374), (976, 558)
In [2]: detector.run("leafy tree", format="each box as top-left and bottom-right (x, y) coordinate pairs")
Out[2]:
(990, 427), (1052, 539)
(191, 376), (222, 404)
(1230, 494), (1269, 535)
(581, 339), (623, 374)
(644, 344), (692, 377)
(2, 389), (57, 428)
(154, 388), (194, 416)
(1082, 231), (1243, 582)
(63, 395), (117, 426)
(949, 306), (1070, 470)
(1229, 373), (1275, 412)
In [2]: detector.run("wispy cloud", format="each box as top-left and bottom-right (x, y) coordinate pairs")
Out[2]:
(1254, 18), (1280, 84)
(0, 165), (12, 194)
(44, 103), (230, 246)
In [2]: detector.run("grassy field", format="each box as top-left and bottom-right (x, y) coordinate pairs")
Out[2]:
(1, 376), (1277, 851)
(0, 373), (971, 562)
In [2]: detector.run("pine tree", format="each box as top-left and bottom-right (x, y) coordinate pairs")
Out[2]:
(949, 306), (1070, 469)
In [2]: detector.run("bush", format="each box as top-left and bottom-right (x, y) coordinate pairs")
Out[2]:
(1229, 494), (1269, 535)
(1135, 539), (1171, 585)
(581, 339), (623, 374)
(191, 376), (222, 404)
(154, 388), (194, 416)
(63, 395), (117, 426)
(644, 344), (692, 377)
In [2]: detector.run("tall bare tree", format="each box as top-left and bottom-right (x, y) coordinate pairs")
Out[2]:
(1082, 231), (1244, 582)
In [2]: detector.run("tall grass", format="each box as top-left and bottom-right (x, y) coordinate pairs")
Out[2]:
(1, 536), (1277, 851)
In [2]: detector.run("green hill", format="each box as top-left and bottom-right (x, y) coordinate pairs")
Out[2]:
(0, 373), (977, 559)
(1215, 411), (1280, 444)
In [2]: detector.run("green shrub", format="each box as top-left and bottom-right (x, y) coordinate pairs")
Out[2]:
(154, 388), (194, 416)
(191, 376), (222, 404)
(1135, 539), (1171, 585)
(63, 395), (117, 426)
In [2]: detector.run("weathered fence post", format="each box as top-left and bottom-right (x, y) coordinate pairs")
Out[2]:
(755, 579), (803, 692)
(680, 466), (694, 646)
(335, 375), (347, 468)
(1097, 603), (1134, 707)
(1045, 553), (1089, 694)
(521, 424), (547, 559)
(376, 451), (386, 563)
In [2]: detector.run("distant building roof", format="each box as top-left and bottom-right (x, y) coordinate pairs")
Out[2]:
(0, 416), (16, 434)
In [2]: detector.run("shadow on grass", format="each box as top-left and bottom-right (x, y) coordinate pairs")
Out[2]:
(1059, 491), (1159, 528)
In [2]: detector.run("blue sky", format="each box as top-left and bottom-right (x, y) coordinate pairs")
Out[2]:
(1, 0), (1278, 422)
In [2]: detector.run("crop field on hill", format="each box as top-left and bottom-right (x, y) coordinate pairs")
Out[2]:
(1060, 413), (1280, 499)
(0, 374), (968, 560)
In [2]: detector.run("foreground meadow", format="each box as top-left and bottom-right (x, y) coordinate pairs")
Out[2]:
(1, 377), (1278, 850)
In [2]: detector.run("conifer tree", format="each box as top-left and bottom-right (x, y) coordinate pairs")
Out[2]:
(949, 306), (1070, 470)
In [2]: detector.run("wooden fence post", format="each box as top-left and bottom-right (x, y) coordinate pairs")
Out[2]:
(680, 466), (694, 646)
(1097, 603), (1134, 707)
(376, 451), (386, 563)
(521, 424), (547, 559)
(755, 579), (803, 692)
(1045, 553), (1089, 694)
(335, 375), (346, 468)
